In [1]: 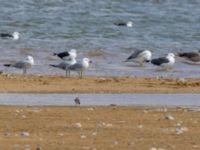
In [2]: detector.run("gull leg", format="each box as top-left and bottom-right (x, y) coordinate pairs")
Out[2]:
(23, 69), (27, 74)
(65, 70), (68, 77)
(139, 62), (144, 67)
(77, 72), (81, 78)
(80, 71), (83, 78)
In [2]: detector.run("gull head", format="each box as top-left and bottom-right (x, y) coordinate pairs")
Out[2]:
(70, 49), (76, 53)
(167, 53), (175, 58)
(83, 58), (92, 64)
(82, 58), (92, 69)
(127, 21), (133, 27)
(12, 32), (20, 40)
(26, 56), (34, 65)
(69, 49), (77, 59)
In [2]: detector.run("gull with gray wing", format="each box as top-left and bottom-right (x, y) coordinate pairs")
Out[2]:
(67, 58), (92, 78)
(4, 56), (34, 74)
(125, 49), (152, 66)
(49, 58), (76, 76)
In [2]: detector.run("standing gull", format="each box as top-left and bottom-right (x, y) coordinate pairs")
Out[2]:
(151, 53), (175, 71)
(125, 49), (152, 66)
(0, 32), (20, 40)
(178, 52), (200, 62)
(67, 58), (92, 78)
(4, 56), (34, 74)
(49, 58), (76, 76)
(53, 49), (77, 61)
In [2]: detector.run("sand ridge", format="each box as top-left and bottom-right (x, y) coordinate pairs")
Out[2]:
(0, 74), (199, 93)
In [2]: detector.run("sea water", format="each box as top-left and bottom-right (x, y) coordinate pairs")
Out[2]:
(0, 0), (200, 77)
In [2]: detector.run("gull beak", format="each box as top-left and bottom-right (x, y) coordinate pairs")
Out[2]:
(89, 60), (92, 64)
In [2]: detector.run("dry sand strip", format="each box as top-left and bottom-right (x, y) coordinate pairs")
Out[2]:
(0, 106), (200, 150)
(0, 74), (199, 93)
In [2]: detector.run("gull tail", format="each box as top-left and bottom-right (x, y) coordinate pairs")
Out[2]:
(53, 53), (58, 56)
(49, 64), (58, 68)
(4, 64), (11, 67)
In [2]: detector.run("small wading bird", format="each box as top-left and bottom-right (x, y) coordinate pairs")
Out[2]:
(0, 32), (20, 40)
(151, 53), (175, 71)
(49, 57), (77, 76)
(53, 49), (77, 61)
(74, 97), (81, 105)
(125, 49), (152, 66)
(4, 56), (34, 74)
(67, 57), (92, 78)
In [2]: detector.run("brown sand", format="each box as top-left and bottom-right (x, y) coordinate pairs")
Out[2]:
(0, 74), (199, 93)
(0, 106), (200, 150)
(0, 75), (199, 149)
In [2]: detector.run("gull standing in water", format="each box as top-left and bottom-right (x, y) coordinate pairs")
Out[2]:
(53, 49), (77, 61)
(49, 57), (77, 76)
(4, 56), (34, 74)
(151, 53), (175, 71)
(0, 32), (20, 40)
(67, 58), (92, 78)
(125, 49), (152, 66)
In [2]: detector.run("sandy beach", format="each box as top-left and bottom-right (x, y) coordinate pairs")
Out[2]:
(0, 106), (200, 150)
(0, 74), (199, 93)
(0, 74), (199, 150)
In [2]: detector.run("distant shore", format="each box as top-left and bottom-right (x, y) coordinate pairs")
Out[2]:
(0, 74), (199, 93)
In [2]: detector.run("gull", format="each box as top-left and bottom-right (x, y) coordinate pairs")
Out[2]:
(67, 58), (92, 78)
(125, 49), (152, 66)
(0, 32), (20, 40)
(151, 53), (175, 71)
(114, 21), (133, 27)
(53, 49), (77, 61)
(178, 51), (200, 62)
(4, 56), (34, 74)
(49, 58), (76, 76)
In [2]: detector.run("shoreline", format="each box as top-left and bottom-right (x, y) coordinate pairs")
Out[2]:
(0, 74), (199, 93)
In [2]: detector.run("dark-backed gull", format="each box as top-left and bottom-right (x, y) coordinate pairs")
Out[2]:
(53, 49), (77, 61)
(0, 32), (20, 40)
(151, 53), (175, 71)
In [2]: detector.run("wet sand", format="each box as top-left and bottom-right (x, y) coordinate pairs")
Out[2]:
(0, 74), (199, 93)
(0, 106), (200, 150)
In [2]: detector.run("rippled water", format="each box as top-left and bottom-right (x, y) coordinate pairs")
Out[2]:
(0, 0), (200, 77)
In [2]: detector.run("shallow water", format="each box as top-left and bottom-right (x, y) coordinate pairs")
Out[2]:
(0, 0), (200, 77)
(0, 93), (200, 107)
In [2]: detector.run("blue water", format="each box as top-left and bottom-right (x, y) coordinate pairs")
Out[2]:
(0, 0), (200, 77)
